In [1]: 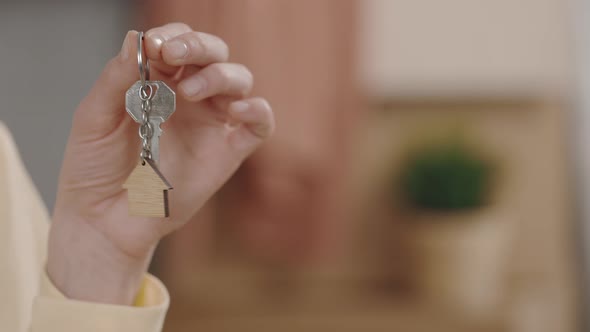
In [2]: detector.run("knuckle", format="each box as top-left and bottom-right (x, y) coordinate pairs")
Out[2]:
(210, 63), (233, 83)
(258, 98), (272, 112)
(168, 22), (192, 31)
(235, 64), (254, 95)
(147, 22), (191, 40)
(160, 22), (192, 37)
(238, 64), (254, 82)
(186, 32), (209, 60)
(206, 63), (254, 96)
(213, 36), (230, 61)
(187, 32), (229, 62)
(145, 26), (163, 37)
(214, 65), (234, 91)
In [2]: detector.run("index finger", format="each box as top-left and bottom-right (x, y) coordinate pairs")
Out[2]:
(144, 22), (192, 60)
(143, 23), (194, 76)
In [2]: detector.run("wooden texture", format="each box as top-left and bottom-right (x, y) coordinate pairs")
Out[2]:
(123, 159), (172, 218)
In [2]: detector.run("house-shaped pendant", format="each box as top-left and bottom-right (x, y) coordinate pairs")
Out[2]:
(123, 159), (173, 218)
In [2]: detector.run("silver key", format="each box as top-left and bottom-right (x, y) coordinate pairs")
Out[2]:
(125, 80), (176, 163)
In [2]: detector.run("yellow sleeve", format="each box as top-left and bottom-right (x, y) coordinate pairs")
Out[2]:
(0, 122), (170, 332)
(31, 272), (169, 332)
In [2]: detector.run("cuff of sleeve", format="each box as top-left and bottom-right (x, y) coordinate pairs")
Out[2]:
(31, 272), (169, 332)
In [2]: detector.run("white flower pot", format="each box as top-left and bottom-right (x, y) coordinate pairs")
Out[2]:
(407, 209), (513, 321)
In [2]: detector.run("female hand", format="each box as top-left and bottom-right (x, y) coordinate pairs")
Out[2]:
(48, 23), (274, 305)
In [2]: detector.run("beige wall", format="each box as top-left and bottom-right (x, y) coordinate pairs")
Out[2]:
(359, 0), (572, 99)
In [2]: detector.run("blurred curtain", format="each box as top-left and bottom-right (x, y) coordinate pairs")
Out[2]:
(142, 0), (361, 270)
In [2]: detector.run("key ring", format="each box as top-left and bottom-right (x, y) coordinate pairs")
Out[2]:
(137, 31), (150, 86)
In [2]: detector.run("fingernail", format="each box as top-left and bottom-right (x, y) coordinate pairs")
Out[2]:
(165, 40), (189, 59)
(119, 31), (132, 61)
(180, 76), (206, 96)
(231, 101), (250, 113)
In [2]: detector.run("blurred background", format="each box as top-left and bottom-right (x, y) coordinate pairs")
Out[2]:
(0, 0), (586, 331)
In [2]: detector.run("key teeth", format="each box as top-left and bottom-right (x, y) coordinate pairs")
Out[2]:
(151, 119), (164, 134)
(125, 80), (175, 165)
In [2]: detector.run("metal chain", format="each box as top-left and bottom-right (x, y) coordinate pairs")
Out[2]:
(138, 84), (154, 162)
(136, 32), (153, 164)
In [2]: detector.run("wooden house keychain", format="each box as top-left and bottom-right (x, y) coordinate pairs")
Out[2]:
(123, 32), (176, 217)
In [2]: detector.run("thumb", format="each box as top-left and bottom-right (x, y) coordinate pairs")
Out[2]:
(71, 30), (141, 139)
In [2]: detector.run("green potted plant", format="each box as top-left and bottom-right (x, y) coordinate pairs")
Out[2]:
(396, 135), (512, 321)
(400, 139), (492, 211)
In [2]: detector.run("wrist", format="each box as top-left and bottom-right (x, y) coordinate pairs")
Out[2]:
(47, 217), (156, 305)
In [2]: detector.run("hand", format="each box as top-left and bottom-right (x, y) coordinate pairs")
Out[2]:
(47, 23), (274, 305)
